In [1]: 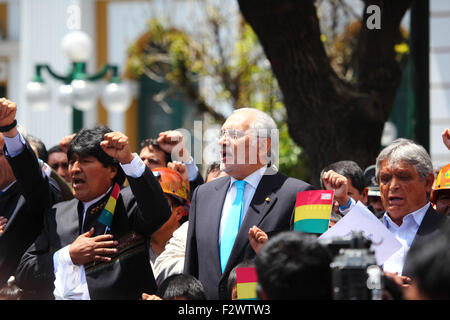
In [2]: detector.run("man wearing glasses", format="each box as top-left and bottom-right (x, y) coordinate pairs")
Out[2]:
(184, 107), (314, 300)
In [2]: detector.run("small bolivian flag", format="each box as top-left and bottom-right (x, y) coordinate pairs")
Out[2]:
(236, 267), (258, 300)
(98, 183), (120, 228)
(294, 190), (334, 234)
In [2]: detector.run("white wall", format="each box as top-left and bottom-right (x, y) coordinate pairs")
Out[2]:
(430, 0), (450, 170)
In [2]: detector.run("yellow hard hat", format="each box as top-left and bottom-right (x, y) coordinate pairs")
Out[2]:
(430, 163), (450, 204)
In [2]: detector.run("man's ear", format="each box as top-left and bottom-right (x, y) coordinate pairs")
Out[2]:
(263, 137), (271, 154)
(174, 206), (185, 222)
(257, 138), (271, 164)
(109, 165), (118, 181)
(425, 172), (435, 193)
(362, 187), (369, 205)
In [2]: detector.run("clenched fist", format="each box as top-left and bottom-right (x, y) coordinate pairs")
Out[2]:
(0, 98), (18, 137)
(100, 132), (134, 164)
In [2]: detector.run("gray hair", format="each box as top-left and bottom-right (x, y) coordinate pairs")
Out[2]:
(375, 138), (433, 181)
(232, 107), (278, 137)
(231, 107), (279, 168)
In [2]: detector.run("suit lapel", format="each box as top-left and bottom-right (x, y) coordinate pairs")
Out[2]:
(410, 206), (444, 248)
(223, 172), (280, 274)
(212, 177), (231, 275)
(81, 194), (109, 235)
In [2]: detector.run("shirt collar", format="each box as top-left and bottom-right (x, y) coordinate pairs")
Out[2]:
(1, 181), (16, 193)
(228, 165), (267, 191)
(383, 202), (430, 228)
(82, 186), (113, 214)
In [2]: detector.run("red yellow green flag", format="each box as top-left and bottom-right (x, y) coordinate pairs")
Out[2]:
(294, 190), (334, 234)
(98, 183), (120, 228)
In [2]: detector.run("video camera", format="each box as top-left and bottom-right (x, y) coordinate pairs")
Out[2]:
(319, 231), (384, 300)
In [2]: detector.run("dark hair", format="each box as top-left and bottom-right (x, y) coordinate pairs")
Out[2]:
(227, 259), (255, 300)
(206, 161), (221, 176)
(47, 145), (64, 156)
(255, 231), (332, 300)
(67, 126), (125, 186)
(27, 134), (48, 163)
(166, 194), (188, 225)
(403, 221), (450, 299)
(139, 138), (171, 165)
(156, 274), (206, 300)
(320, 160), (365, 193)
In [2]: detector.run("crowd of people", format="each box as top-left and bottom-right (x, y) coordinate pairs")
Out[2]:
(0, 97), (449, 301)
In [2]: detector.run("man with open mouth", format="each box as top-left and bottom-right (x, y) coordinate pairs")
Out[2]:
(184, 107), (314, 300)
(325, 138), (448, 297)
(3, 101), (171, 299)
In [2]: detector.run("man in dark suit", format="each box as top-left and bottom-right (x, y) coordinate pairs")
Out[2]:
(0, 99), (62, 286)
(322, 138), (447, 287)
(15, 126), (171, 299)
(184, 108), (314, 300)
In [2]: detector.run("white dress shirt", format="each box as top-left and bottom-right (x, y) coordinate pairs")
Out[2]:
(184, 156), (199, 182)
(1, 131), (26, 193)
(381, 203), (429, 275)
(3, 132), (25, 157)
(3, 131), (53, 179)
(219, 165), (267, 244)
(53, 153), (146, 300)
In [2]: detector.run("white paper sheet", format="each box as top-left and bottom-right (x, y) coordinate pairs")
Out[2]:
(318, 201), (402, 265)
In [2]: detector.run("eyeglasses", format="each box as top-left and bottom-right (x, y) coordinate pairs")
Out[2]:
(218, 129), (248, 140)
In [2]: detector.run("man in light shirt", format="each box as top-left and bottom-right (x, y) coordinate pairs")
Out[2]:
(322, 138), (447, 286)
(14, 126), (171, 300)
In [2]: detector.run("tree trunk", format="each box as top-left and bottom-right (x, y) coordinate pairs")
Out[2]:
(238, 0), (413, 185)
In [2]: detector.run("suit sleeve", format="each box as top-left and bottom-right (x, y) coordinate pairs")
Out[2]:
(126, 165), (172, 236)
(183, 186), (199, 277)
(6, 140), (55, 210)
(188, 173), (204, 199)
(0, 141), (55, 284)
(14, 211), (56, 298)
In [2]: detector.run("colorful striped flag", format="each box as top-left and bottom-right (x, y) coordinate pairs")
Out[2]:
(98, 183), (120, 228)
(236, 267), (259, 300)
(294, 190), (334, 234)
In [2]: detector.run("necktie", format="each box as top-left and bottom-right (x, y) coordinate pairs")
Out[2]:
(220, 180), (247, 273)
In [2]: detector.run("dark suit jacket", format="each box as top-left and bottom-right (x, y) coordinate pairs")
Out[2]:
(15, 166), (171, 300)
(184, 167), (314, 299)
(0, 142), (59, 285)
(401, 205), (447, 278)
(189, 172), (204, 199)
